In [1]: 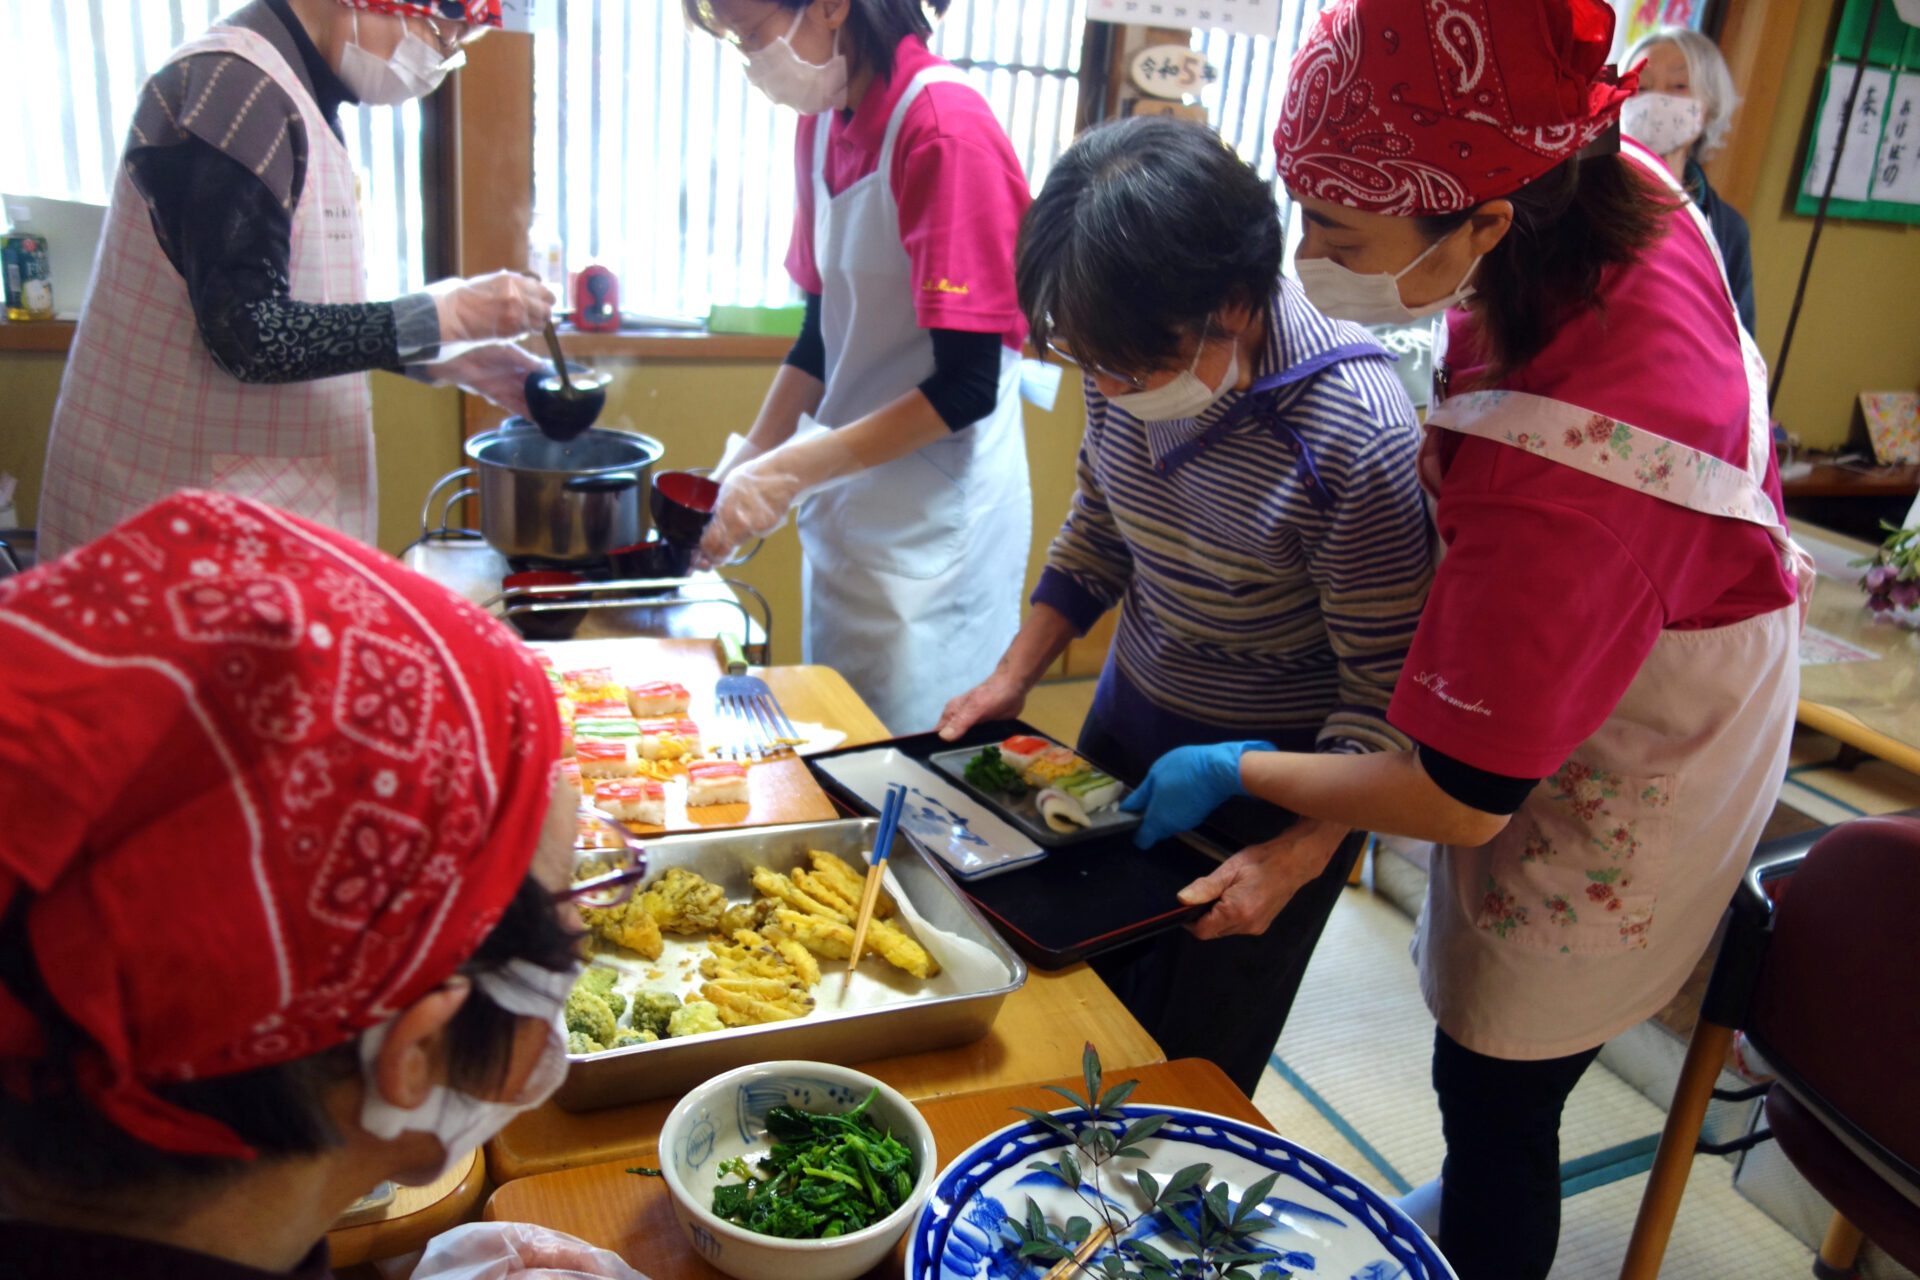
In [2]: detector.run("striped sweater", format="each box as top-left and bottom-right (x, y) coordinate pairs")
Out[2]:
(1032, 281), (1432, 756)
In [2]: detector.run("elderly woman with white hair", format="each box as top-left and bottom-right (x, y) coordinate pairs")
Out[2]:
(1622, 26), (1754, 332)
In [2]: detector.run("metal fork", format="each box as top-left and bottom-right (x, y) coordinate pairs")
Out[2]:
(716, 684), (800, 759)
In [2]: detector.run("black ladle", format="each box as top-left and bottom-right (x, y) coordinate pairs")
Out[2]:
(524, 320), (609, 441)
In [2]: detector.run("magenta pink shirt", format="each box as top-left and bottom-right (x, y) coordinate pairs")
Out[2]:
(1388, 160), (1797, 781)
(786, 36), (1029, 349)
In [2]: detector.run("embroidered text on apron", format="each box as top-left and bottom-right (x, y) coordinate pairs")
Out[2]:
(38, 25), (375, 560)
(796, 67), (1032, 734)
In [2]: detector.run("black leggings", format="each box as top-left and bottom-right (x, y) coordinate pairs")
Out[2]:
(1078, 711), (1363, 1097)
(1432, 1027), (1602, 1280)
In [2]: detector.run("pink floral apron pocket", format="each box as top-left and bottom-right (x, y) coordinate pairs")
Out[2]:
(1471, 759), (1677, 955)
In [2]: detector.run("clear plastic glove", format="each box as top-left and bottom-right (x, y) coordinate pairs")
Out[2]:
(416, 342), (546, 418)
(428, 271), (555, 347)
(694, 418), (862, 570)
(410, 1222), (648, 1280)
(710, 432), (768, 484)
(1119, 740), (1275, 848)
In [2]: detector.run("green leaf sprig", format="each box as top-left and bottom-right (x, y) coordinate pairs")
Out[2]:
(999, 1045), (1290, 1280)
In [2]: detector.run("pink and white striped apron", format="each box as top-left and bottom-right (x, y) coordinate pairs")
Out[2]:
(38, 25), (374, 560)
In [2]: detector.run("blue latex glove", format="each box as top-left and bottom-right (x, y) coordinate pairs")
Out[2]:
(1119, 741), (1276, 848)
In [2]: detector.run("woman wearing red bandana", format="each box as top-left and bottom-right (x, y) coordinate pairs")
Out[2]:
(0, 493), (635, 1278)
(38, 0), (553, 561)
(1119, 2), (1804, 1275)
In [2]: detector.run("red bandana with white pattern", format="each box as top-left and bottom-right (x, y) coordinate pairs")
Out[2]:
(339, 0), (504, 28)
(0, 491), (557, 1158)
(1273, 0), (1637, 216)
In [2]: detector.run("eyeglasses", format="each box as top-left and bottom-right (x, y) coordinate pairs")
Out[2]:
(562, 805), (650, 908)
(415, 15), (474, 68)
(1044, 341), (1148, 392)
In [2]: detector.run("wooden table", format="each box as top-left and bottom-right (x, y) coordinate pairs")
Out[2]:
(326, 1150), (487, 1268)
(484, 1059), (1265, 1277)
(1793, 523), (1920, 777)
(1781, 462), (1920, 500)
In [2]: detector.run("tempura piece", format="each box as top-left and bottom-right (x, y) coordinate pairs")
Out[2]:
(750, 866), (848, 922)
(763, 924), (822, 987)
(667, 1000), (725, 1038)
(579, 895), (664, 960)
(641, 867), (729, 934)
(807, 850), (896, 919)
(773, 909), (938, 980)
(703, 980), (811, 1027)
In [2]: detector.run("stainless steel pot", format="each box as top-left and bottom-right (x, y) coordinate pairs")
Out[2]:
(422, 419), (666, 562)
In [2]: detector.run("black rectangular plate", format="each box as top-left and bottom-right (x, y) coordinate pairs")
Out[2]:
(807, 720), (1221, 968)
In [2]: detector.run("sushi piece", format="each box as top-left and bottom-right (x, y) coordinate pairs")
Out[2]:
(575, 739), (640, 780)
(554, 696), (575, 725)
(576, 716), (642, 743)
(559, 759), (583, 795)
(544, 666), (566, 694)
(1035, 767), (1126, 831)
(559, 719), (576, 759)
(572, 697), (631, 721)
(563, 667), (621, 702)
(1021, 746), (1084, 785)
(627, 681), (692, 718)
(640, 717), (702, 761)
(596, 777), (666, 826)
(996, 734), (1053, 773)
(686, 761), (748, 807)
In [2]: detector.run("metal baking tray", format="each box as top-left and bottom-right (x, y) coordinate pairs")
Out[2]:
(552, 817), (1027, 1112)
(926, 741), (1141, 848)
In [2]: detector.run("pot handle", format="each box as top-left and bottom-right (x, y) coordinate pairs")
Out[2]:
(421, 467), (479, 538)
(563, 471), (642, 494)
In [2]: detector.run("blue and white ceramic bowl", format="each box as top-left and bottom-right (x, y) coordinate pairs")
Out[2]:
(908, 1105), (1455, 1280)
(659, 1060), (939, 1280)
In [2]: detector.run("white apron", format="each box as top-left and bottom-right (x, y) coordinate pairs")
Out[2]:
(1411, 146), (1807, 1060)
(38, 25), (374, 560)
(796, 67), (1031, 735)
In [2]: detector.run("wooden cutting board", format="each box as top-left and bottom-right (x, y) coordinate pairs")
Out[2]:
(530, 637), (838, 834)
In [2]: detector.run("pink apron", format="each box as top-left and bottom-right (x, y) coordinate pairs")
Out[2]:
(1411, 146), (1807, 1060)
(38, 25), (374, 561)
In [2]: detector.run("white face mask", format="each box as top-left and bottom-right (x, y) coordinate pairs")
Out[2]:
(357, 959), (577, 1186)
(741, 7), (848, 115)
(1106, 331), (1241, 423)
(1295, 230), (1480, 328)
(338, 11), (457, 106)
(1621, 92), (1706, 159)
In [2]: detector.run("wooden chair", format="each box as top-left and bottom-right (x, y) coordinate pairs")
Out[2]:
(1619, 815), (1920, 1279)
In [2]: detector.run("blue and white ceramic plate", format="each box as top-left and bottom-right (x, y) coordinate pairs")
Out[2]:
(908, 1105), (1454, 1280)
(813, 747), (1047, 881)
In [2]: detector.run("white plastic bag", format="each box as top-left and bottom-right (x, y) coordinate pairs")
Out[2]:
(409, 1221), (650, 1280)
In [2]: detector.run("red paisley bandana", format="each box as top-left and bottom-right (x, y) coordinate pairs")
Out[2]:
(1274, 0), (1636, 215)
(0, 492), (558, 1158)
(339, 0), (505, 28)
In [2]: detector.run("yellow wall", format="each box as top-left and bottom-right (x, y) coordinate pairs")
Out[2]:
(1747, 0), (1920, 450)
(0, 354), (463, 556)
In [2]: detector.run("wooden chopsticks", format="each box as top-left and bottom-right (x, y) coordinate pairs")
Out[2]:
(1040, 1222), (1115, 1280)
(843, 782), (906, 995)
